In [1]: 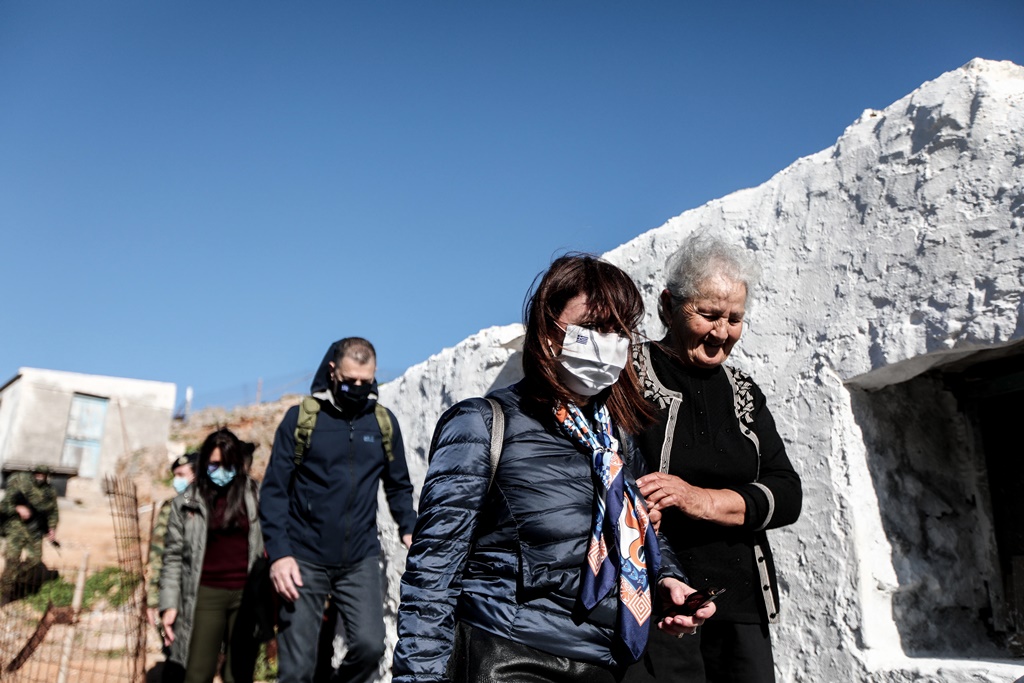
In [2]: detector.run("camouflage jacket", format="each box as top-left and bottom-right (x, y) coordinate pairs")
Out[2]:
(0, 472), (58, 534)
(146, 498), (174, 609)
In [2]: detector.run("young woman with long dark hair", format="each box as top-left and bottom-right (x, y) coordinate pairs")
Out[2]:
(393, 254), (716, 683)
(159, 428), (264, 683)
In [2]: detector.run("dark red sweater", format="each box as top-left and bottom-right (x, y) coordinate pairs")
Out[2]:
(200, 494), (250, 590)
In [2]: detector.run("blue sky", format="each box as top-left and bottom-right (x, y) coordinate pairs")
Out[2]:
(2, 1), (1022, 409)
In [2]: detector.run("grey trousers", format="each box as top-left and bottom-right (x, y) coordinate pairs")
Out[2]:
(275, 555), (385, 683)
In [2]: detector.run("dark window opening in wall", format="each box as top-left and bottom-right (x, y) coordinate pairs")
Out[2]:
(848, 343), (1024, 660)
(944, 351), (1024, 657)
(62, 393), (108, 478)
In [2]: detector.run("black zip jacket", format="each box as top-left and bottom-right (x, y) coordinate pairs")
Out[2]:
(259, 342), (417, 566)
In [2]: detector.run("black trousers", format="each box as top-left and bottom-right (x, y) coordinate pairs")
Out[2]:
(448, 623), (626, 683)
(622, 621), (775, 683)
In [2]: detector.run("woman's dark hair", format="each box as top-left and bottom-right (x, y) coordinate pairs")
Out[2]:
(196, 428), (255, 529)
(521, 253), (656, 434)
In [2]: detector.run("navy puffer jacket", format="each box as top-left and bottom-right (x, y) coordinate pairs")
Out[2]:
(392, 383), (683, 681)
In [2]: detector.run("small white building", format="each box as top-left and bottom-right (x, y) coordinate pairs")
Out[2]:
(0, 367), (176, 495)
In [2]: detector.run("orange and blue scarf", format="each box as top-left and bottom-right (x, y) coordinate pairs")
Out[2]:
(555, 402), (660, 662)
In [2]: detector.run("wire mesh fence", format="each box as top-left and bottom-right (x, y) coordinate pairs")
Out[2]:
(0, 477), (146, 682)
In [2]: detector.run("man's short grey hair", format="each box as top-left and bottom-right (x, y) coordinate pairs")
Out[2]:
(664, 232), (761, 303)
(335, 337), (376, 365)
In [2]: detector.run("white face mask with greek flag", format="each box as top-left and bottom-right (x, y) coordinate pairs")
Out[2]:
(554, 324), (631, 397)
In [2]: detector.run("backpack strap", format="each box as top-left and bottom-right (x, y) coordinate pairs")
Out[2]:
(374, 404), (395, 462)
(293, 396), (321, 467)
(484, 397), (504, 491)
(294, 396), (395, 467)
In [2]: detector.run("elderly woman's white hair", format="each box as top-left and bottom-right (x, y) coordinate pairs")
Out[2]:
(659, 232), (761, 325)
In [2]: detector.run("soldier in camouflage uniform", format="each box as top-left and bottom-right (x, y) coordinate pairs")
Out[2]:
(148, 452), (197, 618)
(0, 464), (59, 602)
(147, 452), (196, 683)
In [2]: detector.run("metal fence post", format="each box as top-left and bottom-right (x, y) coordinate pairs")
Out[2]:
(55, 552), (89, 683)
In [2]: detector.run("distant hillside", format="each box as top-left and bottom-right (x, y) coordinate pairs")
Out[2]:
(168, 394), (301, 480)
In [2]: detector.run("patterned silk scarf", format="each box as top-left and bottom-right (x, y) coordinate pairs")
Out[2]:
(554, 402), (660, 662)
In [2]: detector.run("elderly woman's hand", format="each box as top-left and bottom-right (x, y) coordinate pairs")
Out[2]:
(656, 578), (715, 637)
(638, 472), (747, 527)
(638, 472), (713, 519)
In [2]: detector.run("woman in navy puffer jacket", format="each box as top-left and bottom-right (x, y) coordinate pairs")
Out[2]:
(393, 255), (717, 683)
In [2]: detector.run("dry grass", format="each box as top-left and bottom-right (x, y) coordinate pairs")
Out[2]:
(0, 565), (145, 682)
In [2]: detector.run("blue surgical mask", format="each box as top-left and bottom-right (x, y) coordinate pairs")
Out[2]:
(207, 466), (236, 488)
(172, 476), (191, 494)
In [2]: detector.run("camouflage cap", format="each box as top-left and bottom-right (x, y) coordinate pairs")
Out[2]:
(31, 463), (51, 475)
(170, 451), (199, 473)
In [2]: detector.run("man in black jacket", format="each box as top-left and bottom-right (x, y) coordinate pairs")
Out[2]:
(260, 337), (416, 683)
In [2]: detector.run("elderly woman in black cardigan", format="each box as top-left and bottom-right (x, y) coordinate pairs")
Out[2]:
(624, 233), (802, 683)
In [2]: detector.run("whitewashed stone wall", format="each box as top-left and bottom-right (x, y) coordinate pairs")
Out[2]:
(371, 59), (1024, 681)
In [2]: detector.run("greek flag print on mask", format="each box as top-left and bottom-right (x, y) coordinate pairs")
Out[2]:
(554, 324), (631, 397)
(554, 402), (660, 663)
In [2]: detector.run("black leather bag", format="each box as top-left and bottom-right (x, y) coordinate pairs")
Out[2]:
(241, 555), (277, 643)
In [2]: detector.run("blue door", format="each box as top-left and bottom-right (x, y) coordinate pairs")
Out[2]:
(61, 394), (108, 478)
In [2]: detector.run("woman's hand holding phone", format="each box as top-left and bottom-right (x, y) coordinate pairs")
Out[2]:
(656, 579), (720, 636)
(670, 587), (726, 617)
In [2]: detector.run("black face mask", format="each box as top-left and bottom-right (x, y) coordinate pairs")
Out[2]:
(333, 380), (374, 409)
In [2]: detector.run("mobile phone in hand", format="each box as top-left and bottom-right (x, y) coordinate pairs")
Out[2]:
(674, 587), (726, 617)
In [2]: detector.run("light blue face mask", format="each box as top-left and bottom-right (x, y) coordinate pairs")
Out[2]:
(172, 476), (191, 494)
(207, 466), (237, 488)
